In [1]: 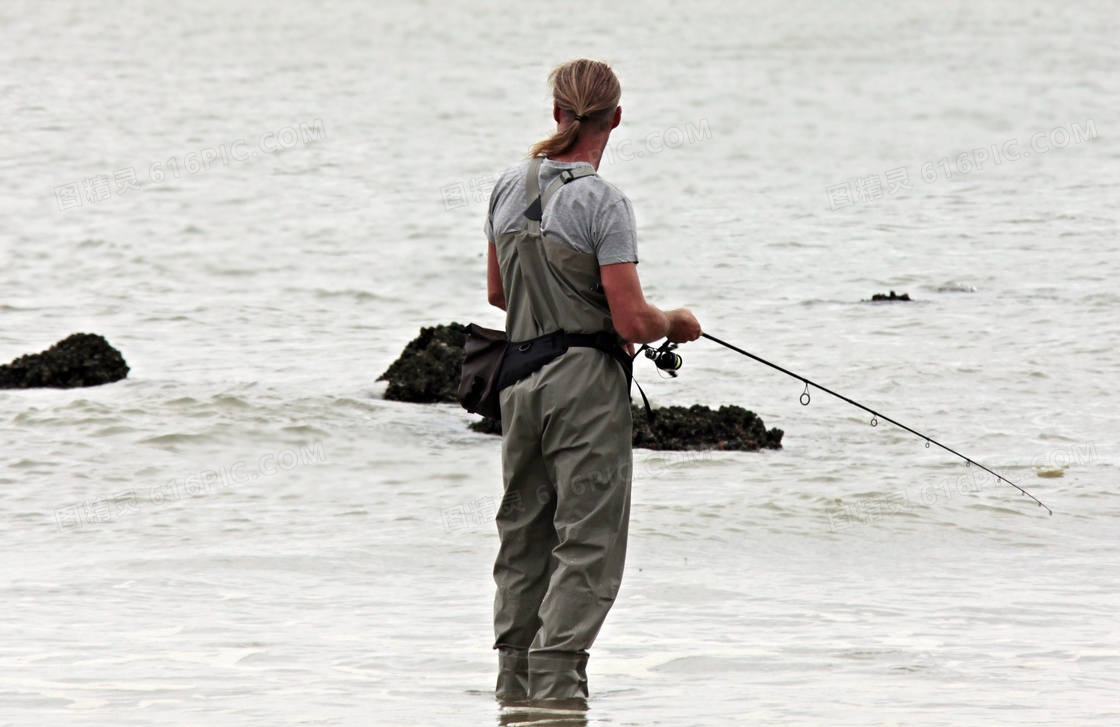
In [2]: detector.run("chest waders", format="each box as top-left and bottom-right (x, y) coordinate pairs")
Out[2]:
(492, 157), (635, 701)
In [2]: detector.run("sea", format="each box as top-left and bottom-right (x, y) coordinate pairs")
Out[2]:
(1, 1), (1117, 725)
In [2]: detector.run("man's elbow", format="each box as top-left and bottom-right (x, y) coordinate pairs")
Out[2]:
(488, 292), (507, 311)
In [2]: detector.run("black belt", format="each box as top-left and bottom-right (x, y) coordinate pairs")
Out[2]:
(497, 329), (653, 420)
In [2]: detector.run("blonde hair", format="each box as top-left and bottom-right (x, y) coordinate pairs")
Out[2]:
(529, 59), (621, 159)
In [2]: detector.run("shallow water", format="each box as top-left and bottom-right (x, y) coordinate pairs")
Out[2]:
(1, 1), (1118, 725)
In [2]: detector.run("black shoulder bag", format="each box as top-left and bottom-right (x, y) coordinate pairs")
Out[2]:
(457, 323), (508, 421)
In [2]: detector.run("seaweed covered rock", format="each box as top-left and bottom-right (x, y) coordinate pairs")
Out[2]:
(468, 416), (502, 435)
(631, 403), (782, 451)
(0, 333), (129, 389)
(378, 323), (469, 403)
(869, 290), (911, 302)
(469, 404), (782, 452)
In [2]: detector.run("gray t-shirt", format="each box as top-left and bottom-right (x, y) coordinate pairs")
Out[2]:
(484, 159), (639, 266)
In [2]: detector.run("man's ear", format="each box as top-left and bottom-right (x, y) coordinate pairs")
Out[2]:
(611, 105), (622, 130)
(553, 102), (562, 124)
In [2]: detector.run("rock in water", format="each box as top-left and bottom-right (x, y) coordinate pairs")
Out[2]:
(631, 404), (782, 451)
(469, 404), (783, 452)
(870, 290), (911, 302)
(0, 333), (129, 389)
(378, 323), (469, 403)
(468, 416), (502, 436)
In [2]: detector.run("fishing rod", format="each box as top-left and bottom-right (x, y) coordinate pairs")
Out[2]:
(640, 334), (1052, 515)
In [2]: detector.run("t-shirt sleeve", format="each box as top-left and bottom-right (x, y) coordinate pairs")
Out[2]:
(592, 197), (639, 265)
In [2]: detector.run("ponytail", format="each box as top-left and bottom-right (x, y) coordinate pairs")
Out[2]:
(529, 59), (621, 159)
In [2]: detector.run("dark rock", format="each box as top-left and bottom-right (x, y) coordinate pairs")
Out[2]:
(631, 403), (782, 451)
(469, 404), (783, 452)
(468, 416), (502, 435)
(870, 290), (911, 302)
(378, 323), (469, 403)
(0, 333), (129, 389)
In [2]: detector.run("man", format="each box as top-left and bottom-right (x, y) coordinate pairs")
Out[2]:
(484, 59), (702, 702)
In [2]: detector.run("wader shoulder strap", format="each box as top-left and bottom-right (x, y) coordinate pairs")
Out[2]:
(540, 166), (597, 211)
(525, 157), (543, 207)
(523, 157), (544, 234)
(522, 163), (597, 229)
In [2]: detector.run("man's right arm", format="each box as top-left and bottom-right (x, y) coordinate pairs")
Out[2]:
(600, 262), (701, 344)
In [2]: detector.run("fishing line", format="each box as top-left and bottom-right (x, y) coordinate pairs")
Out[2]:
(698, 332), (1053, 516)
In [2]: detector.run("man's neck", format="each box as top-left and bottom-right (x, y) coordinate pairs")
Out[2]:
(548, 133), (610, 170)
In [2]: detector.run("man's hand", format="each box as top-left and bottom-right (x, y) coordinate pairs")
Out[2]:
(624, 341), (636, 357)
(666, 308), (702, 344)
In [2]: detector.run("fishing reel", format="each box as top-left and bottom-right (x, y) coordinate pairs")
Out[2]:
(643, 340), (683, 377)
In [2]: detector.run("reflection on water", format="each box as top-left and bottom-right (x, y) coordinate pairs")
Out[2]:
(497, 696), (589, 727)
